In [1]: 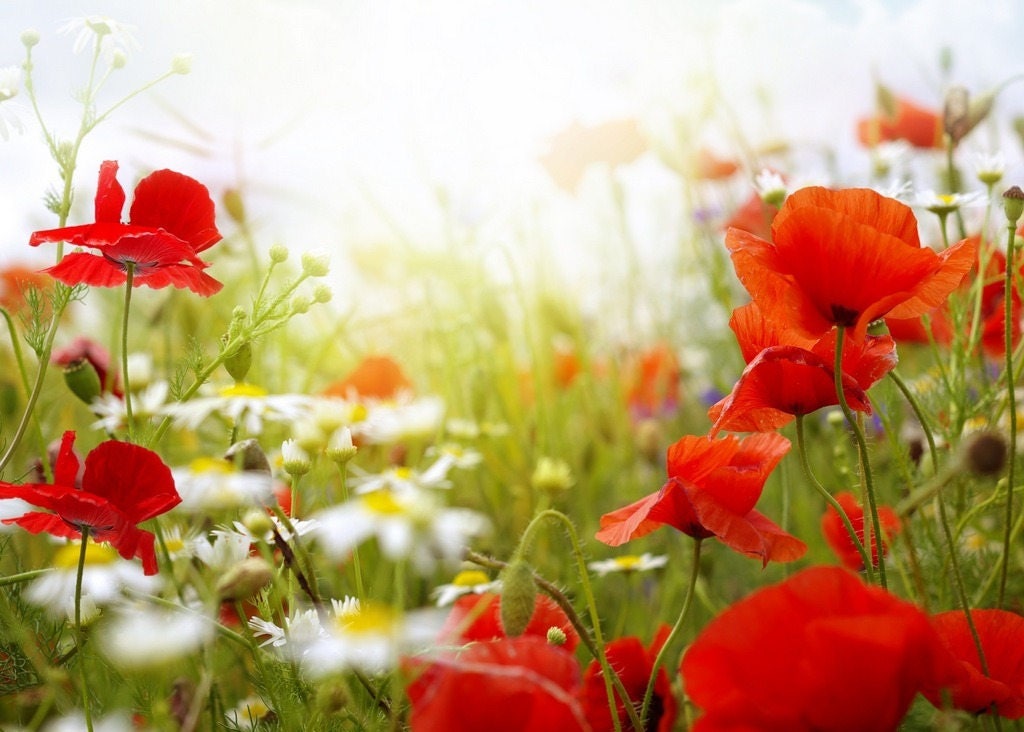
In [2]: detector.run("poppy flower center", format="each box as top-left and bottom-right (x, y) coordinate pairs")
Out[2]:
(830, 304), (860, 327)
(102, 252), (161, 273)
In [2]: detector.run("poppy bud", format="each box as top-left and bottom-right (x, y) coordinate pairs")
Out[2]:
(499, 559), (536, 637)
(225, 439), (272, 474)
(215, 557), (274, 601)
(222, 336), (253, 382)
(62, 357), (103, 405)
(1003, 186), (1024, 225)
(960, 430), (1007, 478)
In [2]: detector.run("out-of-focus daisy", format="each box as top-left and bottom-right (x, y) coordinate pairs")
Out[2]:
(96, 601), (214, 668)
(90, 380), (169, 433)
(425, 442), (483, 471)
(753, 169), (787, 207)
(312, 490), (490, 575)
(430, 569), (500, 607)
(348, 458), (453, 495)
(58, 15), (139, 64)
(26, 542), (160, 621)
(912, 189), (988, 216)
(42, 712), (133, 732)
(172, 457), (275, 513)
(871, 140), (912, 178)
(225, 695), (274, 731)
(588, 553), (668, 576)
(161, 383), (314, 436)
(213, 515), (318, 547)
(975, 151), (1006, 186)
(0, 65), (24, 141)
(354, 395), (445, 444)
(191, 531), (254, 572)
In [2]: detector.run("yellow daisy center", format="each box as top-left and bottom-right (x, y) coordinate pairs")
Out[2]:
(452, 569), (489, 587)
(219, 383), (268, 398)
(363, 490), (405, 515)
(338, 602), (396, 635)
(54, 541), (119, 569)
(613, 555), (643, 571)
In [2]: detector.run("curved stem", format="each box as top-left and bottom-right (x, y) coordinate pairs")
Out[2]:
(999, 221), (1018, 608)
(834, 326), (886, 588)
(642, 538), (701, 726)
(122, 264), (136, 442)
(795, 415), (873, 579)
(887, 370), (940, 474)
(74, 527), (94, 732)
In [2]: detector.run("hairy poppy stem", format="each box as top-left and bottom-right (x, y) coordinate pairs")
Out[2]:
(834, 326), (887, 588)
(998, 217), (1019, 608)
(795, 415), (874, 580)
(74, 526), (94, 732)
(642, 537), (701, 727)
(122, 263), (136, 442)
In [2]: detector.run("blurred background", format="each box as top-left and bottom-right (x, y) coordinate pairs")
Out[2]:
(1, 0), (1023, 329)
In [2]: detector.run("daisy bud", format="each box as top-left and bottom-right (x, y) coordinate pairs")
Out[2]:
(530, 457), (573, 497)
(62, 357), (103, 405)
(301, 250), (330, 278)
(546, 626), (568, 646)
(291, 295), (312, 315)
(20, 29), (40, 48)
(960, 430), (1007, 478)
(499, 559), (536, 637)
(110, 49), (127, 69)
(313, 284), (333, 304)
(1003, 186), (1024, 225)
(215, 556), (274, 601)
(281, 439), (312, 477)
(241, 508), (275, 537)
(326, 426), (357, 465)
(269, 244), (289, 263)
(314, 680), (349, 717)
(225, 439), (272, 474)
(170, 53), (193, 75)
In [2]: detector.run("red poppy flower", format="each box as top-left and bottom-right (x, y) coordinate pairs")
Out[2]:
(30, 161), (223, 296)
(856, 95), (944, 149)
(0, 431), (181, 574)
(682, 566), (962, 731)
(821, 491), (900, 571)
(724, 191), (778, 242)
(406, 636), (588, 732)
(596, 432), (805, 566)
(322, 355), (413, 401)
(625, 343), (681, 419)
(579, 625), (677, 732)
(438, 592), (579, 653)
(924, 609), (1024, 718)
(726, 186), (977, 342)
(708, 303), (897, 434)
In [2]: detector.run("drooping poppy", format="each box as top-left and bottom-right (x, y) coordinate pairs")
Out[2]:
(405, 636), (589, 732)
(596, 432), (805, 566)
(708, 303), (897, 434)
(682, 566), (963, 731)
(924, 609), (1024, 719)
(856, 95), (944, 149)
(30, 161), (223, 296)
(726, 186), (977, 342)
(322, 355), (412, 401)
(0, 432), (181, 574)
(579, 625), (677, 732)
(539, 118), (647, 193)
(437, 592), (579, 653)
(821, 491), (901, 571)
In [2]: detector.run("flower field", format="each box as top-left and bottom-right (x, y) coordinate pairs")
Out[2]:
(0, 8), (1023, 732)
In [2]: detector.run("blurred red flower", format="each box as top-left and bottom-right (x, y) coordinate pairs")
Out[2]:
(437, 592), (579, 652)
(709, 303), (897, 434)
(539, 118), (647, 194)
(30, 161), (223, 296)
(682, 566), (962, 731)
(579, 625), (677, 732)
(0, 431), (180, 574)
(924, 609), (1024, 719)
(821, 491), (900, 571)
(52, 335), (122, 397)
(624, 343), (681, 419)
(0, 264), (52, 314)
(406, 636), (588, 732)
(726, 186), (976, 341)
(857, 96), (944, 149)
(322, 354), (412, 401)
(723, 191), (778, 241)
(596, 432), (805, 565)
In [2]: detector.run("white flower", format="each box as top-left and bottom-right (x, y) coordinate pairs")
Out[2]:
(281, 439), (312, 476)
(312, 489), (490, 575)
(214, 515), (318, 546)
(0, 65), (24, 141)
(191, 531), (253, 571)
(348, 458), (453, 496)
(161, 383), (314, 435)
(753, 168), (786, 205)
(913, 189), (988, 214)
(225, 696), (274, 731)
(354, 395), (445, 444)
(172, 457), (275, 513)
(425, 442), (483, 470)
(588, 553), (669, 576)
(58, 16), (139, 65)
(42, 712), (133, 732)
(431, 569), (500, 606)
(0, 498), (32, 532)
(27, 542), (159, 620)
(125, 352), (154, 389)
(91, 380), (169, 433)
(96, 601), (214, 668)
(975, 151), (1006, 184)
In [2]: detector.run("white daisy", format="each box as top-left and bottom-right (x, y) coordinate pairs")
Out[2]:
(312, 489), (489, 575)
(348, 458), (453, 496)
(588, 553), (669, 576)
(90, 380), (169, 433)
(57, 15), (140, 65)
(354, 395), (445, 444)
(0, 65), (24, 141)
(161, 383), (314, 436)
(96, 601), (214, 669)
(430, 569), (500, 607)
(172, 457), (275, 513)
(912, 189), (988, 215)
(424, 442), (483, 470)
(191, 531), (253, 572)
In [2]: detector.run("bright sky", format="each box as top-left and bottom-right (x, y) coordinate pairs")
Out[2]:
(1, 0), (1022, 306)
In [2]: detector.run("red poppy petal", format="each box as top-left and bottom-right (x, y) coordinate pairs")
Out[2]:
(596, 490), (670, 546)
(885, 235), (978, 320)
(129, 169), (222, 253)
(43, 253), (130, 288)
(82, 440), (180, 523)
(3, 511), (79, 540)
(29, 223), (138, 249)
(132, 264), (223, 296)
(53, 431), (80, 487)
(94, 160), (126, 223)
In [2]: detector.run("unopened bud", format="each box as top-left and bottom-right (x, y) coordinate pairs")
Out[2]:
(20, 29), (40, 48)
(222, 337), (253, 382)
(326, 427), (357, 464)
(170, 53), (193, 75)
(281, 439), (312, 477)
(499, 560), (536, 637)
(301, 251), (330, 278)
(225, 439), (272, 474)
(223, 189), (246, 224)
(531, 457), (573, 496)
(313, 284), (332, 304)
(215, 557), (273, 600)
(241, 508), (275, 537)
(110, 49), (127, 69)
(269, 244), (288, 263)
(291, 295), (311, 315)
(63, 358), (103, 405)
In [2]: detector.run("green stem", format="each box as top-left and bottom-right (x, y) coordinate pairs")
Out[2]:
(887, 370), (940, 474)
(642, 538), (701, 726)
(999, 221), (1018, 609)
(74, 527), (94, 732)
(122, 264), (136, 442)
(795, 415), (873, 579)
(0, 567), (53, 587)
(834, 325), (886, 588)
(336, 464), (365, 599)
